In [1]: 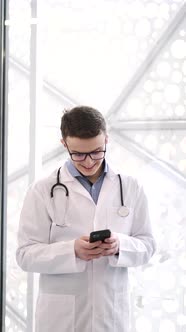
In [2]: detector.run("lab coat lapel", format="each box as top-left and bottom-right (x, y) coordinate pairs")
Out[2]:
(59, 163), (117, 203)
(59, 164), (94, 201)
(96, 168), (116, 207)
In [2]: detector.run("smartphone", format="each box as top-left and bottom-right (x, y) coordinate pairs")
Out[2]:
(89, 229), (111, 243)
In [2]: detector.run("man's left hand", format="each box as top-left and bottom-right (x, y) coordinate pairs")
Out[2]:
(98, 233), (119, 256)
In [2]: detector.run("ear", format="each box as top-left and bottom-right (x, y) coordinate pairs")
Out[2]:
(105, 134), (109, 144)
(60, 138), (67, 147)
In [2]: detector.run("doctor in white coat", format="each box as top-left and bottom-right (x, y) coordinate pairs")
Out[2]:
(16, 106), (156, 332)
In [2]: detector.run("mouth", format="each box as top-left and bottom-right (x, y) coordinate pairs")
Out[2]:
(81, 164), (96, 170)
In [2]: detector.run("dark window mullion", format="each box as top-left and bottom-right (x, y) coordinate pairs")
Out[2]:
(0, 1), (8, 331)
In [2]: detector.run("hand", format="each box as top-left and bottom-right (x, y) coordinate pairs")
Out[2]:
(74, 236), (105, 261)
(98, 233), (120, 256)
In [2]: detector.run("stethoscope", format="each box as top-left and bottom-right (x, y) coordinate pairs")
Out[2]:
(117, 174), (130, 217)
(50, 167), (129, 217)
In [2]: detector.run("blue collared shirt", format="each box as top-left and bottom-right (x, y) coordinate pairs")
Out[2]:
(66, 159), (108, 204)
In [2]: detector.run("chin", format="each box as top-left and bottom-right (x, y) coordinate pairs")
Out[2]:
(77, 162), (102, 177)
(81, 166), (98, 176)
(82, 168), (96, 175)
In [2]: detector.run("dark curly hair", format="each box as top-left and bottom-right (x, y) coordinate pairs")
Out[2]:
(60, 106), (107, 139)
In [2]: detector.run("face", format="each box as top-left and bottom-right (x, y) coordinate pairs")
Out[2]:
(61, 133), (108, 182)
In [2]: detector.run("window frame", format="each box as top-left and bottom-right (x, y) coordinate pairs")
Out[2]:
(0, 1), (8, 331)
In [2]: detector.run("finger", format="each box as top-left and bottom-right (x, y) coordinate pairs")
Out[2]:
(88, 247), (104, 255)
(104, 237), (116, 243)
(102, 248), (116, 256)
(81, 240), (102, 250)
(100, 240), (116, 248)
(81, 236), (90, 242)
(88, 241), (103, 249)
(102, 242), (118, 254)
(80, 246), (104, 256)
(98, 242), (112, 249)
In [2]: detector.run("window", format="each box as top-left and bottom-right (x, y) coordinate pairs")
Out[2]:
(2, 1), (186, 331)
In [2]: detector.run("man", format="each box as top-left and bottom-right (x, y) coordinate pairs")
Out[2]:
(16, 106), (156, 332)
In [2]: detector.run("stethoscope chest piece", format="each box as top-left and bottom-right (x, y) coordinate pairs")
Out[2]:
(118, 206), (129, 217)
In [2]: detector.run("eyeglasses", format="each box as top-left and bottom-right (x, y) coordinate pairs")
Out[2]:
(65, 143), (106, 162)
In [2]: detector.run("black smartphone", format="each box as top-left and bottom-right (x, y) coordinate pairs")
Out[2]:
(89, 229), (111, 243)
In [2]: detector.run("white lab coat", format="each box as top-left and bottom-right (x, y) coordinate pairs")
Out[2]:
(16, 164), (156, 332)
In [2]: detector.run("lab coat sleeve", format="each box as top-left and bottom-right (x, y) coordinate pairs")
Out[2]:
(108, 183), (156, 268)
(16, 183), (86, 274)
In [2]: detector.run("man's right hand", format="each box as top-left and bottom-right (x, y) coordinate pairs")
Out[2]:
(74, 236), (104, 261)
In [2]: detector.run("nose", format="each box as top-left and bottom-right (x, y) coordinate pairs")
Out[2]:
(83, 154), (94, 165)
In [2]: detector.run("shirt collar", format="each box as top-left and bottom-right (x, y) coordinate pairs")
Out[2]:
(66, 158), (108, 179)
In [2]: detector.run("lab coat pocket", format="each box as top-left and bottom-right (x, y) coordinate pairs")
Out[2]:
(108, 207), (134, 235)
(35, 293), (75, 332)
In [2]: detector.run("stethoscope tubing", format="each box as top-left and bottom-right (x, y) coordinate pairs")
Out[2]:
(50, 167), (129, 217)
(50, 167), (69, 198)
(117, 174), (124, 207)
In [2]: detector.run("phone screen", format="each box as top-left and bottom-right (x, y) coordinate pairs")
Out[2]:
(89, 229), (111, 243)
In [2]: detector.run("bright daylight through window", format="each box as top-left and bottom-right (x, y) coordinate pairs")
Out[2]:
(3, 0), (186, 331)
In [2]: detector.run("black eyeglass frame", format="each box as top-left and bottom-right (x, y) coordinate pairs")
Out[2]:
(65, 142), (107, 162)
